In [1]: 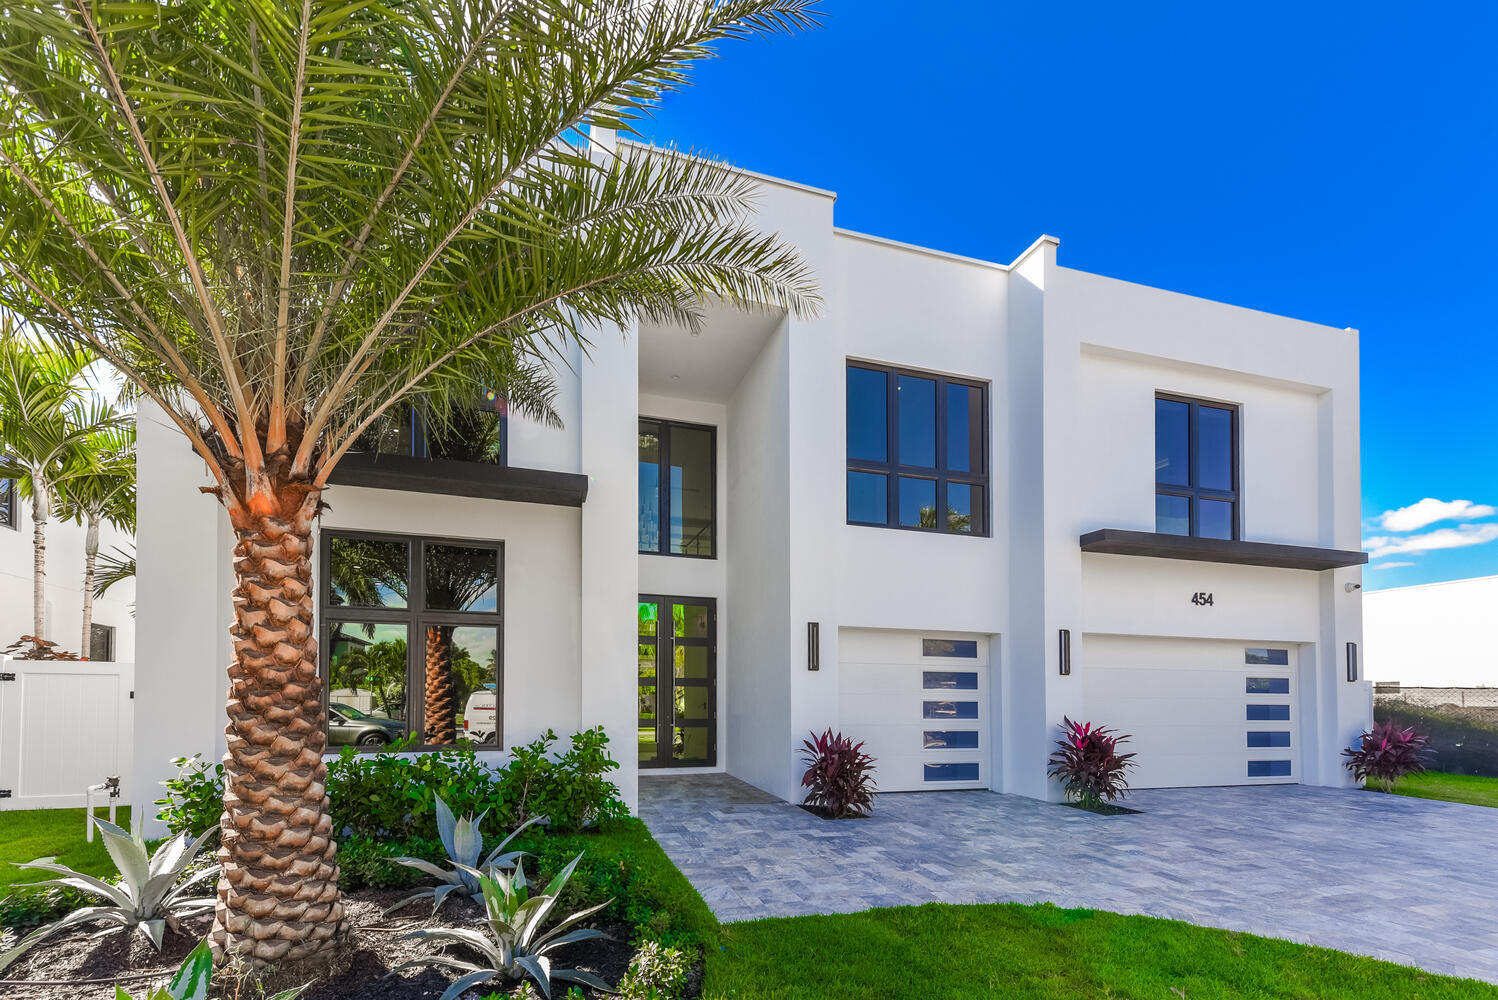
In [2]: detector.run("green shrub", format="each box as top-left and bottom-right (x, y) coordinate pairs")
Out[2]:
(155, 727), (629, 843)
(511, 819), (719, 949)
(0, 884), (94, 931)
(618, 941), (696, 1000)
(155, 754), (225, 837)
(336, 834), (442, 891)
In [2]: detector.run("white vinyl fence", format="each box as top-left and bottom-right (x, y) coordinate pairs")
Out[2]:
(0, 655), (134, 810)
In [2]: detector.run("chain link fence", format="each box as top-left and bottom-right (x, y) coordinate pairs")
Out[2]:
(1374, 685), (1498, 777)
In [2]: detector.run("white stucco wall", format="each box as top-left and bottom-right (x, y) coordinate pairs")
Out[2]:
(1364, 576), (1498, 687)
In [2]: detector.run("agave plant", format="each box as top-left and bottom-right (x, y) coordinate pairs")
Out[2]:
(112, 939), (307, 1000)
(389, 855), (613, 1000)
(0, 819), (218, 974)
(1343, 719), (1434, 789)
(388, 796), (544, 913)
(799, 729), (877, 819)
(1046, 717), (1138, 809)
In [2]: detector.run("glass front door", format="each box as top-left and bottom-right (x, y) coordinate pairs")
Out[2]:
(638, 596), (717, 767)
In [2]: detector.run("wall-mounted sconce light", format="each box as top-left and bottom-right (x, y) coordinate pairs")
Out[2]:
(1059, 629), (1071, 676)
(1346, 641), (1358, 682)
(808, 622), (820, 671)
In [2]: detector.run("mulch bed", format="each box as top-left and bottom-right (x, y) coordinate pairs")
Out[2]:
(0, 888), (641, 1000)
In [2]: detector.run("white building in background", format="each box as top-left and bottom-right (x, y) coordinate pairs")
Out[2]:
(130, 146), (1370, 829)
(0, 477), (135, 660)
(1364, 575), (1498, 687)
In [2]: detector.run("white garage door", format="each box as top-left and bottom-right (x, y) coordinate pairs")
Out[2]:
(1083, 635), (1299, 788)
(839, 630), (991, 792)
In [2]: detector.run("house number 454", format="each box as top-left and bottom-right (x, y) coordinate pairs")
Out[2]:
(1190, 592), (1215, 606)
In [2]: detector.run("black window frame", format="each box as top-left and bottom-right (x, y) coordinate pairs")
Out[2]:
(88, 623), (115, 662)
(319, 528), (505, 753)
(845, 361), (990, 536)
(0, 477), (15, 530)
(351, 397), (509, 466)
(1155, 392), (1240, 540)
(638, 418), (718, 560)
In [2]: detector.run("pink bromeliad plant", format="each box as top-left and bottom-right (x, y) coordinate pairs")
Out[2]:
(1342, 720), (1433, 790)
(1047, 717), (1138, 810)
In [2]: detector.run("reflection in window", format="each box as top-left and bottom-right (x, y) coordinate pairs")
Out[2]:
(426, 624), (499, 746)
(327, 621), (410, 745)
(0, 478), (15, 529)
(329, 536), (409, 609)
(1155, 394), (1238, 538)
(350, 395), (507, 465)
(88, 623), (115, 662)
(923, 730), (980, 749)
(638, 420), (715, 557)
(846, 362), (988, 535)
(424, 544), (499, 612)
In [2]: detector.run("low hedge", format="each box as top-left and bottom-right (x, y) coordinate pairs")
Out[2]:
(1375, 704), (1498, 778)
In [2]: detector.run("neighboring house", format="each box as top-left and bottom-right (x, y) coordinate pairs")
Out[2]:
(130, 151), (1369, 826)
(0, 473), (135, 661)
(1364, 575), (1498, 687)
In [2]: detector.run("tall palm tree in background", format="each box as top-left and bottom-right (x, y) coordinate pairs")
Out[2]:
(0, 0), (820, 966)
(57, 422), (136, 657)
(0, 330), (122, 649)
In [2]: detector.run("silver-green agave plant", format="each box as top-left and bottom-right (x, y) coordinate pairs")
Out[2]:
(0, 819), (218, 974)
(389, 855), (614, 1000)
(387, 796), (545, 914)
(111, 939), (307, 1000)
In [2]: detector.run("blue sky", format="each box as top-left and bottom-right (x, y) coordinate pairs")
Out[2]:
(636, 1), (1498, 590)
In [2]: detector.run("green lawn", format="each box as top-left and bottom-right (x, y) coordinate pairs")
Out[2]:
(1373, 771), (1498, 808)
(0, 807), (131, 894)
(704, 902), (1497, 999)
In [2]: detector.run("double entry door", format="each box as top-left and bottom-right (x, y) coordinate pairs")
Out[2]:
(638, 595), (717, 767)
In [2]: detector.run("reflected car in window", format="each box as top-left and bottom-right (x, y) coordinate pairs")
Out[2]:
(327, 702), (406, 746)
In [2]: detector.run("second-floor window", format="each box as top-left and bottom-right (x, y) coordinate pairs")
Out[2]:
(846, 362), (988, 535)
(0, 477), (15, 530)
(639, 419), (715, 558)
(1155, 394), (1238, 539)
(352, 393), (508, 465)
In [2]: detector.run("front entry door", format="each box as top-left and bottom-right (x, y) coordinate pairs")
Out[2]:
(638, 596), (717, 767)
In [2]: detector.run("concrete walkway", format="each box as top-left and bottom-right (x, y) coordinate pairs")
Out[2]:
(639, 773), (1498, 984)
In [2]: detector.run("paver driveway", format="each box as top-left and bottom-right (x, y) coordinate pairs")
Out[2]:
(640, 773), (1498, 983)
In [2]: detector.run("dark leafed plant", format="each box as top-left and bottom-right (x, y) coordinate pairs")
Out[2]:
(1, 0), (820, 966)
(1343, 720), (1433, 789)
(799, 729), (876, 819)
(1047, 717), (1137, 809)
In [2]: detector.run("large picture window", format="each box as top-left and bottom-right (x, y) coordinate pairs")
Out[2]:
(321, 531), (503, 751)
(639, 419), (716, 558)
(846, 362), (988, 535)
(1155, 394), (1239, 539)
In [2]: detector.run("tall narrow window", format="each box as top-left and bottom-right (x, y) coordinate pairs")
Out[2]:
(1155, 394), (1238, 539)
(0, 477), (14, 529)
(638, 419), (716, 558)
(846, 363), (988, 535)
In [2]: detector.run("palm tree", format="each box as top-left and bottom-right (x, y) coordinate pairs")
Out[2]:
(0, 330), (121, 648)
(0, 0), (820, 966)
(56, 423), (136, 657)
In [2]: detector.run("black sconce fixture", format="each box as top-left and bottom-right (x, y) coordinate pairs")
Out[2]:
(808, 622), (820, 671)
(1346, 641), (1358, 682)
(1059, 629), (1071, 675)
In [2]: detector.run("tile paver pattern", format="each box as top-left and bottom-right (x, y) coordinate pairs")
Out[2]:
(640, 773), (1498, 984)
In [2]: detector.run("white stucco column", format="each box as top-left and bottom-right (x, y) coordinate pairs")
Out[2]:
(579, 322), (641, 811)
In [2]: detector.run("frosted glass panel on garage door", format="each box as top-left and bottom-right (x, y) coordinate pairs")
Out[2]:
(1082, 635), (1298, 788)
(838, 629), (990, 792)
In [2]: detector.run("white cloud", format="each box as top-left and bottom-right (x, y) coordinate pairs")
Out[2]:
(1377, 498), (1497, 533)
(1369, 561), (1415, 569)
(1364, 523), (1498, 559)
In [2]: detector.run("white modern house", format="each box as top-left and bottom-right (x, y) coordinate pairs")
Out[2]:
(130, 149), (1371, 825)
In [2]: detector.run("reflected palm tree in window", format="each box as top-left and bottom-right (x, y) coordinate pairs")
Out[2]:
(422, 546), (497, 744)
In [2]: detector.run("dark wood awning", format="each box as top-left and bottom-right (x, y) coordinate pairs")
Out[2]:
(328, 452), (588, 507)
(1080, 528), (1367, 571)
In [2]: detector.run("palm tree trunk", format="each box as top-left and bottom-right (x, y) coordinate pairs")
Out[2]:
(80, 513), (99, 656)
(210, 498), (343, 966)
(424, 624), (456, 744)
(30, 484), (47, 642)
